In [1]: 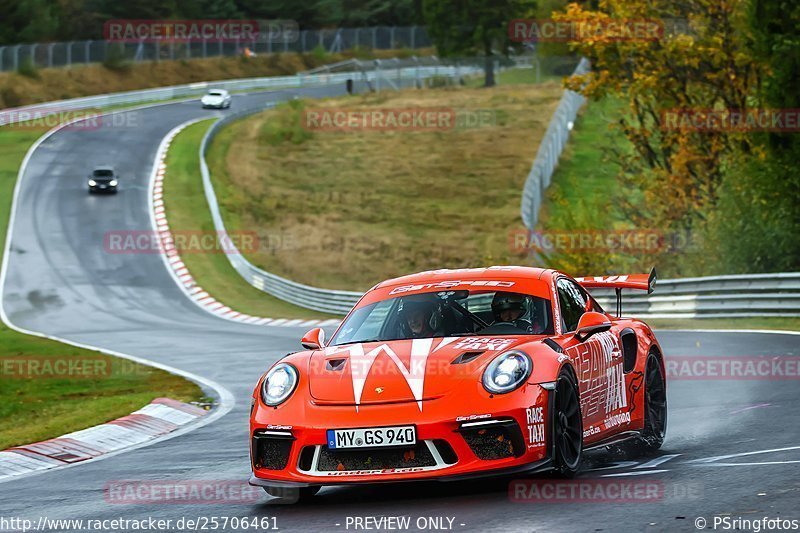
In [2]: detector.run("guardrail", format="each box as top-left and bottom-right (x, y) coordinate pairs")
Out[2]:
(0, 26), (431, 72)
(0, 56), (481, 127)
(197, 59), (482, 314)
(590, 273), (800, 318)
(520, 57), (590, 229)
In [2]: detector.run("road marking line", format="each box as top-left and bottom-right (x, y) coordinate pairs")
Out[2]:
(634, 454), (681, 469)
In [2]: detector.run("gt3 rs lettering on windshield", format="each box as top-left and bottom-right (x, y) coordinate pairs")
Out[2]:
(389, 280), (516, 295)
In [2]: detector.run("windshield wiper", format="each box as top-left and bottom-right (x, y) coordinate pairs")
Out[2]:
(332, 338), (383, 346)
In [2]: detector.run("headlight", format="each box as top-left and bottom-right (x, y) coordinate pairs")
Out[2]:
(109, 180), (118, 186)
(88, 179), (97, 186)
(261, 363), (298, 406)
(482, 350), (532, 394)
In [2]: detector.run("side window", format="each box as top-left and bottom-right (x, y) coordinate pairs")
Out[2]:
(557, 278), (587, 333)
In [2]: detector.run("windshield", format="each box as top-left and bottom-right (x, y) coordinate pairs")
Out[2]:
(330, 289), (554, 346)
(207, 91), (224, 96)
(93, 169), (113, 177)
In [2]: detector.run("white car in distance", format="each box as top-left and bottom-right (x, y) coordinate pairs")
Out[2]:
(201, 89), (232, 109)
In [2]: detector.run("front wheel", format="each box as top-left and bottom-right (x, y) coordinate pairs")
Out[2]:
(552, 370), (583, 477)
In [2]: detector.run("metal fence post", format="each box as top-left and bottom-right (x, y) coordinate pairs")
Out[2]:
(66, 42), (73, 67)
(0, 46), (4, 71)
(29, 44), (37, 68)
(301, 30), (306, 53)
(202, 37), (207, 58)
(85, 41), (91, 65)
(389, 27), (396, 49)
(411, 26), (416, 49)
(13, 45), (20, 70)
(372, 28), (377, 49)
(47, 43), (54, 68)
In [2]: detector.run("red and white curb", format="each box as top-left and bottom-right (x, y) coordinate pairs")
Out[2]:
(151, 121), (340, 330)
(0, 398), (206, 481)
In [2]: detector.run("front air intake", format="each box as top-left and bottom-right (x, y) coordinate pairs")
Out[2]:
(252, 430), (294, 470)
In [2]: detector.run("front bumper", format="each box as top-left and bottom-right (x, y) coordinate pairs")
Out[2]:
(250, 382), (553, 487)
(89, 184), (117, 193)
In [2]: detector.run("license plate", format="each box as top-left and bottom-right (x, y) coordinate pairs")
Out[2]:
(327, 425), (416, 450)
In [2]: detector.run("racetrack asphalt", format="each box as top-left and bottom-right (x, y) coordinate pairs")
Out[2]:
(1, 85), (798, 533)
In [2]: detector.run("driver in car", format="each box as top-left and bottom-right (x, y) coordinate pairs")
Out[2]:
(399, 298), (441, 338)
(491, 292), (541, 334)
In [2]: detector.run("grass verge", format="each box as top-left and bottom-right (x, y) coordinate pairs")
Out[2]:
(162, 120), (335, 319)
(0, 124), (204, 450)
(206, 80), (565, 291)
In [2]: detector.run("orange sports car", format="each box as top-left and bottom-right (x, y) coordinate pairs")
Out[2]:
(249, 266), (666, 499)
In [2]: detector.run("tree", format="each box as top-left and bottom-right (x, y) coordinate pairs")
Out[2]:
(423, 0), (538, 87)
(558, 0), (760, 232)
(708, 0), (800, 272)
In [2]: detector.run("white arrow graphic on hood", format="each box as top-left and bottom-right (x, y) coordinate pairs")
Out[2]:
(327, 338), (455, 411)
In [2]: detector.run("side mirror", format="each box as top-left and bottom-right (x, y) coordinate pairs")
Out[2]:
(301, 328), (326, 350)
(574, 312), (612, 342)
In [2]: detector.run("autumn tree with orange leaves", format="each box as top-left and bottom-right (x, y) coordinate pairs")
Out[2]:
(556, 0), (761, 232)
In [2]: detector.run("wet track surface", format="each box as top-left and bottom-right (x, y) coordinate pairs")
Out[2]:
(1, 88), (799, 532)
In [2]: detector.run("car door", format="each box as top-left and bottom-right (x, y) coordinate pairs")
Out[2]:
(554, 277), (629, 443)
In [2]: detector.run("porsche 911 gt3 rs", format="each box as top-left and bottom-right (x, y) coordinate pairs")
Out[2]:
(249, 266), (666, 500)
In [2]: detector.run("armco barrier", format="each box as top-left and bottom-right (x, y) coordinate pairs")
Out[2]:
(520, 57), (590, 229)
(0, 56), (480, 128)
(590, 273), (800, 318)
(196, 60), (482, 314)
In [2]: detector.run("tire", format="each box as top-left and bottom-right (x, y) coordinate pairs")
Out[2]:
(640, 351), (667, 451)
(552, 370), (583, 477)
(262, 486), (320, 503)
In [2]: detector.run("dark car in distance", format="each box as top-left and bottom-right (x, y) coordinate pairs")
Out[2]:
(88, 167), (119, 194)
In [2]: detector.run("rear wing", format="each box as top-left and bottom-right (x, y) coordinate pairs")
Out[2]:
(575, 268), (657, 294)
(575, 268), (657, 317)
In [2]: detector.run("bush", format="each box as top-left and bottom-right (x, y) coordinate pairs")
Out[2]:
(17, 58), (39, 79)
(704, 153), (800, 274)
(103, 45), (131, 72)
(258, 99), (313, 146)
(310, 45), (328, 63)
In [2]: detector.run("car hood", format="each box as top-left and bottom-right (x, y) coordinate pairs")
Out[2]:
(308, 336), (530, 405)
